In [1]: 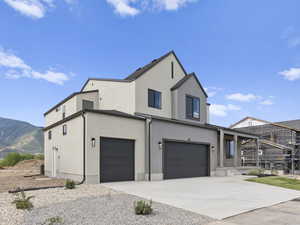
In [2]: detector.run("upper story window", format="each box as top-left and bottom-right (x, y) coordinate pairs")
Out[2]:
(82, 100), (94, 110)
(186, 95), (200, 120)
(171, 62), (174, 79)
(225, 140), (235, 159)
(62, 124), (67, 136)
(148, 89), (161, 109)
(48, 131), (52, 140)
(62, 105), (66, 119)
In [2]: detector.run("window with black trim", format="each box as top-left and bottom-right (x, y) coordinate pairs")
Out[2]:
(148, 89), (161, 109)
(225, 140), (235, 159)
(62, 105), (66, 119)
(186, 95), (200, 120)
(171, 62), (174, 79)
(48, 131), (52, 140)
(62, 124), (67, 136)
(82, 100), (94, 110)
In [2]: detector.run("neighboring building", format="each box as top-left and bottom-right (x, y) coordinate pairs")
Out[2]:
(232, 117), (300, 172)
(230, 117), (270, 129)
(44, 51), (258, 184)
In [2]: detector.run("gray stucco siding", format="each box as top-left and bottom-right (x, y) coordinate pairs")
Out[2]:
(172, 76), (208, 124)
(149, 119), (219, 180)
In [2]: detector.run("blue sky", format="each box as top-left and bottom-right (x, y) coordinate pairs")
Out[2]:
(0, 0), (299, 127)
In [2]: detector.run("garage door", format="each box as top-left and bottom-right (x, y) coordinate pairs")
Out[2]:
(163, 141), (209, 179)
(100, 137), (134, 182)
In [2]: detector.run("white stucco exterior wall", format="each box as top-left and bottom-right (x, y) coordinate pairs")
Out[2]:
(85, 112), (146, 183)
(44, 116), (84, 181)
(135, 54), (186, 118)
(82, 80), (135, 115)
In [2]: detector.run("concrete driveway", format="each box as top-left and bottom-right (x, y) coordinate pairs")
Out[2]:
(103, 176), (300, 219)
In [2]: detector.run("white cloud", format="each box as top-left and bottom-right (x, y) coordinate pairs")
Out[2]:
(3, 0), (54, 19)
(0, 48), (69, 85)
(204, 87), (223, 98)
(226, 93), (257, 102)
(105, 0), (197, 16)
(154, 0), (196, 10)
(210, 104), (241, 117)
(279, 68), (300, 81)
(106, 0), (139, 16)
(260, 100), (274, 105)
(0, 49), (31, 70)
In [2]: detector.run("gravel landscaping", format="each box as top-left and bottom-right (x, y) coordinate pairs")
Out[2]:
(0, 184), (214, 225)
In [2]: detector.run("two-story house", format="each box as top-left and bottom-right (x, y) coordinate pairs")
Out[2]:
(44, 51), (258, 184)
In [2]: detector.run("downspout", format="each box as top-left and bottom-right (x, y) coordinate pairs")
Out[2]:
(148, 118), (152, 181)
(78, 111), (86, 185)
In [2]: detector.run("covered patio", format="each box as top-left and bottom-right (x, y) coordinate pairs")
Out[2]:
(216, 129), (259, 176)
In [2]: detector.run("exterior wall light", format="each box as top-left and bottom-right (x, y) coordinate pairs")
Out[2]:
(91, 138), (96, 148)
(158, 141), (163, 150)
(211, 145), (215, 151)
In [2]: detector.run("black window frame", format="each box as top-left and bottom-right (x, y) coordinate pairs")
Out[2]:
(82, 100), (94, 110)
(186, 95), (200, 120)
(48, 130), (52, 140)
(225, 139), (235, 159)
(62, 124), (67, 136)
(148, 89), (162, 109)
(171, 61), (174, 79)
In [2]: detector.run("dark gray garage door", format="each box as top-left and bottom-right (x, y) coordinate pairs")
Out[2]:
(163, 141), (209, 179)
(100, 137), (134, 182)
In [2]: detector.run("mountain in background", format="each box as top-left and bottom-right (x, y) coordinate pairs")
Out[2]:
(0, 117), (43, 158)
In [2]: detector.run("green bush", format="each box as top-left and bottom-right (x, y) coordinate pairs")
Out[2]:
(12, 189), (34, 210)
(248, 169), (265, 176)
(134, 200), (153, 215)
(0, 152), (35, 167)
(65, 179), (76, 189)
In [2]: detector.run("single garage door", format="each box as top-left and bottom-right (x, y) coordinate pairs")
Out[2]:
(164, 141), (209, 179)
(100, 137), (134, 182)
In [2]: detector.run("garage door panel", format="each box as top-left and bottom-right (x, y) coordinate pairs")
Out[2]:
(164, 141), (209, 179)
(100, 137), (134, 182)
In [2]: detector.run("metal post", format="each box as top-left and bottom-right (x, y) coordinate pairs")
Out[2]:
(256, 138), (260, 167)
(234, 135), (238, 167)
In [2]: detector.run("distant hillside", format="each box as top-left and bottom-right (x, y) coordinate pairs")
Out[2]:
(0, 117), (43, 158)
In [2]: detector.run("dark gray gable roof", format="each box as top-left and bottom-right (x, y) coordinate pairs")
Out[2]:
(124, 50), (188, 81)
(171, 73), (208, 98)
(276, 119), (300, 130)
(44, 90), (98, 116)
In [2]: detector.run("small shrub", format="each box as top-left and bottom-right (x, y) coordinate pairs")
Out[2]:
(65, 179), (76, 189)
(12, 189), (34, 210)
(248, 169), (265, 176)
(42, 216), (64, 225)
(134, 200), (153, 215)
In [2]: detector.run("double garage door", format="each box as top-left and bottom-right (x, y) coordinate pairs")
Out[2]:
(100, 137), (209, 182)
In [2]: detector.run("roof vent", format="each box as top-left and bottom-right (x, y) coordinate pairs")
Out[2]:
(135, 67), (142, 71)
(152, 59), (157, 63)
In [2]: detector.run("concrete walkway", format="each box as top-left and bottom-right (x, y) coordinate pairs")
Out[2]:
(103, 176), (300, 219)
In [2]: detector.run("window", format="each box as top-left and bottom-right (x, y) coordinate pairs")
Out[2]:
(171, 62), (174, 79)
(82, 100), (94, 110)
(48, 131), (52, 140)
(225, 140), (235, 159)
(62, 105), (66, 119)
(62, 124), (67, 136)
(186, 95), (200, 120)
(148, 89), (161, 109)
(55, 107), (60, 112)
